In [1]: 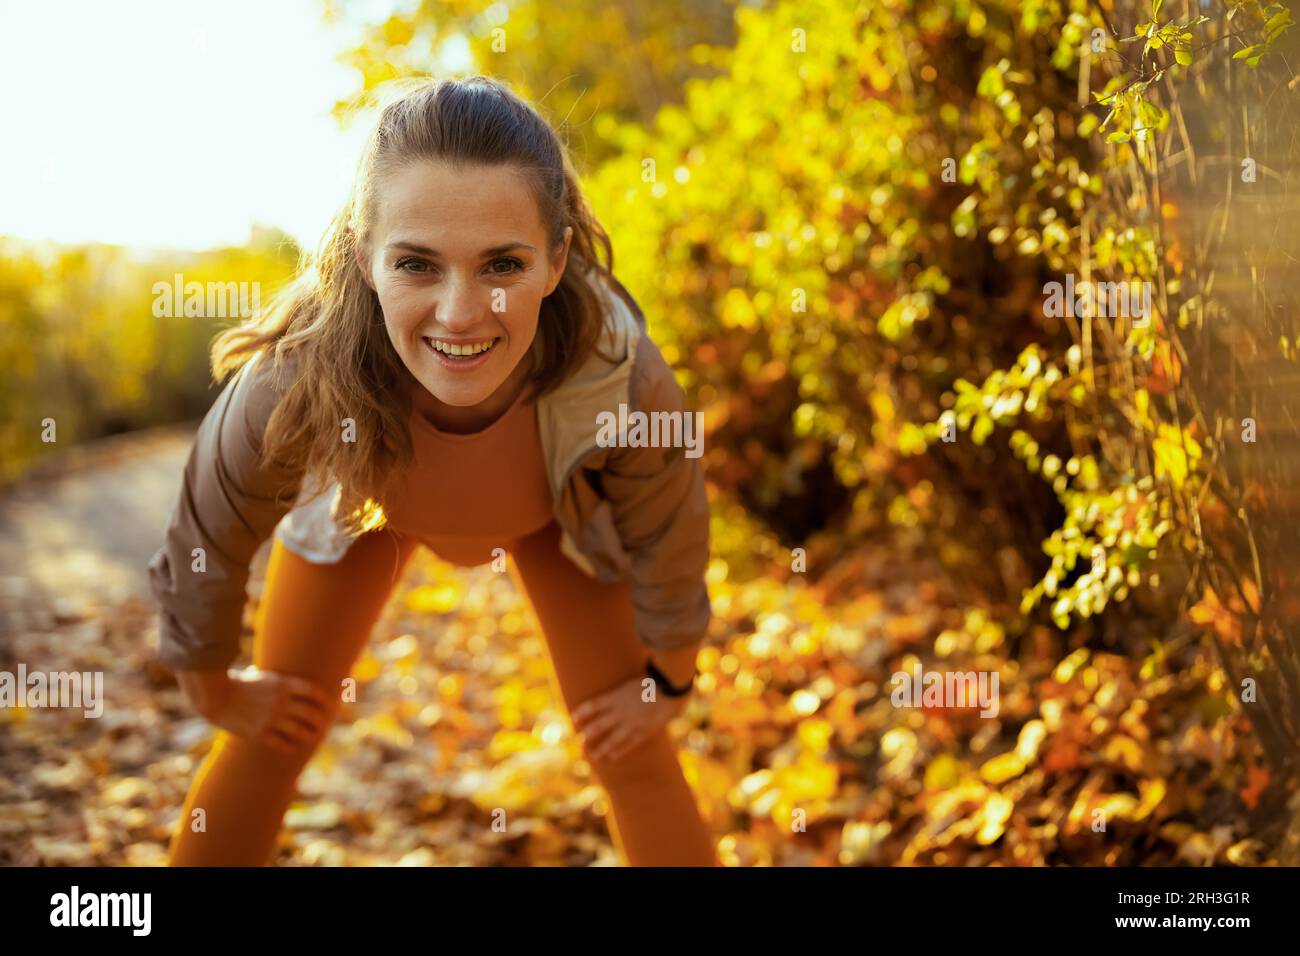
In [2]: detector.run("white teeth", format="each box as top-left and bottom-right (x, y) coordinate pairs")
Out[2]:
(429, 338), (496, 356)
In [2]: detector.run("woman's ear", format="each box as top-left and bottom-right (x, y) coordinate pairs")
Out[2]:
(544, 226), (573, 297)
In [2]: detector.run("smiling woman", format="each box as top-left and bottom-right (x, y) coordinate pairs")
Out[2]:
(148, 76), (717, 867)
(356, 159), (573, 433)
(206, 78), (619, 514)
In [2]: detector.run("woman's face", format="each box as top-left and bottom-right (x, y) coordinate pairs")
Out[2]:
(358, 159), (571, 410)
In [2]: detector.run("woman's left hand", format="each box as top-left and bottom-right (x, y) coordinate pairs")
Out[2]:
(570, 676), (688, 763)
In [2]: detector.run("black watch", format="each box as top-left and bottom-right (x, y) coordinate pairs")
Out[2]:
(645, 658), (695, 697)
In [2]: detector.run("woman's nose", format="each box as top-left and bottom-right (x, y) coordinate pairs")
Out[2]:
(433, 274), (491, 330)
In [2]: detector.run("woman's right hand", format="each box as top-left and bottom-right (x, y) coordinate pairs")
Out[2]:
(175, 666), (331, 754)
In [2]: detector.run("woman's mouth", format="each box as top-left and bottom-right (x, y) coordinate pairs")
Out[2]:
(423, 336), (500, 372)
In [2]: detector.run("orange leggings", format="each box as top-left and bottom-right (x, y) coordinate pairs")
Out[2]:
(167, 519), (717, 866)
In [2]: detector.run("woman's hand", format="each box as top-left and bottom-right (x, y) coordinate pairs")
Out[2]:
(175, 666), (331, 754)
(570, 674), (689, 764)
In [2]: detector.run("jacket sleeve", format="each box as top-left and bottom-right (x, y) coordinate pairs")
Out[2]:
(146, 350), (303, 671)
(598, 332), (713, 651)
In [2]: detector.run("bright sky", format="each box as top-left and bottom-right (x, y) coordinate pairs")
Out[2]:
(0, 0), (456, 251)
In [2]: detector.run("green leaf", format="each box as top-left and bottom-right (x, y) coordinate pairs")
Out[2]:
(1232, 44), (1260, 60)
(1107, 130), (1132, 144)
(1174, 47), (1192, 66)
(1137, 98), (1170, 132)
(977, 64), (1004, 99)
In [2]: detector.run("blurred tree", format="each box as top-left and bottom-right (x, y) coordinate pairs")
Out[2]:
(0, 228), (299, 482)
(324, 0), (740, 167)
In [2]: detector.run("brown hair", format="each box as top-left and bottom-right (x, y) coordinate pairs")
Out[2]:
(209, 75), (629, 534)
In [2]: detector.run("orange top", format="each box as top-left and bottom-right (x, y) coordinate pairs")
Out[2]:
(381, 384), (555, 566)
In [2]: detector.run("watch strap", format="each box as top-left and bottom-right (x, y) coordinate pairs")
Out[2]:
(645, 658), (694, 697)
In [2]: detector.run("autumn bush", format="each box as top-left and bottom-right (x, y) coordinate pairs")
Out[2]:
(0, 230), (298, 482)
(590, 0), (1293, 733)
(582, 0), (1300, 856)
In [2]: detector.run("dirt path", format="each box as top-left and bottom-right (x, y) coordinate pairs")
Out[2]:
(0, 425), (624, 866)
(0, 427), (198, 633)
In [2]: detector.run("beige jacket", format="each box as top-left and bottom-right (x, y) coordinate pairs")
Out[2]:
(146, 276), (712, 671)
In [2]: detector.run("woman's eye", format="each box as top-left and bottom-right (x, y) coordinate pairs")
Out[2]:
(395, 258), (431, 274)
(488, 257), (524, 276)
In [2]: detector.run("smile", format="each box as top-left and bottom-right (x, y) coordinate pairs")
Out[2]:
(424, 336), (499, 357)
(422, 336), (500, 371)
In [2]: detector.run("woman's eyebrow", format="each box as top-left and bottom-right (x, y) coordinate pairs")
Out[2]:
(386, 240), (536, 257)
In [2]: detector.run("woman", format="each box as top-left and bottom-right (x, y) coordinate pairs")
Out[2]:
(147, 76), (717, 867)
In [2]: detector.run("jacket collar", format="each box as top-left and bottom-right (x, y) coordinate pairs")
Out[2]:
(535, 271), (645, 496)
